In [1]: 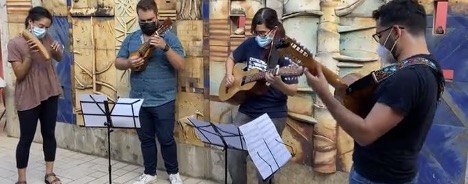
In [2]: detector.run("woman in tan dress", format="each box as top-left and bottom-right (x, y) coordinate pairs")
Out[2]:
(7, 6), (63, 184)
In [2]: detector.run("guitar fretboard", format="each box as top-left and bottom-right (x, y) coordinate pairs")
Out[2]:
(244, 70), (273, 83)
(243, 67), (300, 84)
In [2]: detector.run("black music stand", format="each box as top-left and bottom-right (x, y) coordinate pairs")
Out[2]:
(79, 94), (143, 184)
(188, 118), (247, 184)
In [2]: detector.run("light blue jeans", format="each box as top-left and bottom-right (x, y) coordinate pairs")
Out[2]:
(349, 167), (418, 184)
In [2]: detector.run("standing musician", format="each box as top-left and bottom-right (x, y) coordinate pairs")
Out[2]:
(304, 1), (445, 184)
(7, 6), (64, 184)
(224, 7), (298, 184)
(114, 0), (185, 183)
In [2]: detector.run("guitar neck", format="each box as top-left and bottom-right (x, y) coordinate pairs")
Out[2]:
(244, 68), (296, 83)
(244, 69), (273, 83)
(136, 31), (162, 54)
(302, 58), (345, 89)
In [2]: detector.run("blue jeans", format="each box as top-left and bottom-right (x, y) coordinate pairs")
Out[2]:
(137, 101), (178, 175)
(349, 167), (418, 184)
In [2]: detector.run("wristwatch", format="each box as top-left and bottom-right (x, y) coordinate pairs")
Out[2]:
(163, 44), (170, 52)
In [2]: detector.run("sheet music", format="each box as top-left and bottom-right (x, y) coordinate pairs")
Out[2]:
(79, 94), (108, 127)
(110, 98), (144, 128)
(188, 118), (247, 150)
(238, 114), (292, 180)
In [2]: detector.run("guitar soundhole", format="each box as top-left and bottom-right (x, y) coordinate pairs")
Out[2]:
(241, 76), (246, 86)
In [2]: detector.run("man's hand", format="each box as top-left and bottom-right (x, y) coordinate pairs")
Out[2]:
(128, 56), (144, 68)
(224, 74), (235, 87)
(149, 35), (167, 49)
(304, 65), (330, 96)
(265, 73), (283, 86)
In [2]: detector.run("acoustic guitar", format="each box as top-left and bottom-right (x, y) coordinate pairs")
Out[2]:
(218, 63), (304, 105)
(274, 36), (379, 118)
(130, 17), (173, 72)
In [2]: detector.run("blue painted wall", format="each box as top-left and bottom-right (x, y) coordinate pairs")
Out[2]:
(417, 9), (468, 184)
(48, 16), (74, 124)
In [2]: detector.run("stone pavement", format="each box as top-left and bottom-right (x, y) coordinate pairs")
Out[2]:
(0, 134), (218, 184)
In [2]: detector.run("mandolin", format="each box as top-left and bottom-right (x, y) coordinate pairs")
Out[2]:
(274, 36), (379, 118)
(130, 17), (173, 72)
(218, 63), (303, 105)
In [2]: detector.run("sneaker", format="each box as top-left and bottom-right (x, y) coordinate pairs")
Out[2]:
(169, 173), (183, 184)
(133, 174), (157, 184)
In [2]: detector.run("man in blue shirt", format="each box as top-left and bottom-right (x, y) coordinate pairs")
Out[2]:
(114, 0), (185, 183)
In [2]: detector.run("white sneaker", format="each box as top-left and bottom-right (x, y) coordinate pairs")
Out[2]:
(169, 173), (183, 184)
(133, 174), (157, 184)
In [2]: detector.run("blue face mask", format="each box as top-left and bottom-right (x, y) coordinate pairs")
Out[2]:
(32, 26), (47, 39)
(255, 35), (273, 48)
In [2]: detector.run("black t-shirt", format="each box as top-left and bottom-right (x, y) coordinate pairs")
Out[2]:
(353, 54), (443, 183)
(231, 37), (298, 118)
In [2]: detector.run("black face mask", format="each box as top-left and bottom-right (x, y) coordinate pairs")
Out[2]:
(140, 21), (157, 36)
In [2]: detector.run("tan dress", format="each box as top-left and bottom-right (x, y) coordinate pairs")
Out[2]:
(7, 34), (62, 111)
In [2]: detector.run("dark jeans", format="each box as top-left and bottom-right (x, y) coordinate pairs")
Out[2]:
(349, 167), (418, 184)
(137, 100), (178, 176)
(227, 112), (287, 184)
(16, 95), (58, 169)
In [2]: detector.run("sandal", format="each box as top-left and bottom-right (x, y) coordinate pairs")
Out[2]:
(15, 182), (26, 184)
(44, 173), (61, 184)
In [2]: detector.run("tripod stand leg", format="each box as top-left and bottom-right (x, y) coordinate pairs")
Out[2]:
(224, 147), (228, 184)
(107, 124), (112, 184)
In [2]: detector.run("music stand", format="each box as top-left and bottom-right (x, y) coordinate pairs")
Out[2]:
(79, 94), (143, 184)
(188, 118), (247, 184)
(237, 113), (293, 183)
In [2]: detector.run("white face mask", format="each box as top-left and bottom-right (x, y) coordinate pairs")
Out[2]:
(376, 28), (399, 67)
(31, 26), (47, 39)
(376, 44), (397, 67)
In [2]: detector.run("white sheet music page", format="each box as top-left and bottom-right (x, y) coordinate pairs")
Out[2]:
(238, 113), (292, 180)
(79, 94), (108, 127)
(111, 98), (144, 128)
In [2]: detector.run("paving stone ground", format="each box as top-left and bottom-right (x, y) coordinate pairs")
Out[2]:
(0, 134), (218, 184)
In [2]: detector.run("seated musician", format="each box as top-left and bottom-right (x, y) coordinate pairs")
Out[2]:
(304, 1), (445, 184)
(223, 7), (298, 184)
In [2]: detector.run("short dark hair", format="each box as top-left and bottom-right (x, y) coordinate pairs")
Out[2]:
(372, 0), (426, 35)
(24, 6), (53, 28)
(136, 0), (158, 15)
(251, 7), (285, 38)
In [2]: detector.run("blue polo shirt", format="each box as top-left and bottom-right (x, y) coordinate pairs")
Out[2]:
(117, 30), (185, 107)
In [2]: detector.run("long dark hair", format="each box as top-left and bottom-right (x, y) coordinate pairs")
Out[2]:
(24, 6), (53, 28)
(251, 7), (285, 39)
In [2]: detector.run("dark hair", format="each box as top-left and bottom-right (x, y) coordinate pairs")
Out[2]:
(251, 7), (285, 38)
(24, 6), (53, 28)
(372, 0), (426, 35)
(136, 0), (158, 15)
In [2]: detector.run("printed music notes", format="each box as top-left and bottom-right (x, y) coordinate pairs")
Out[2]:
(238, 114), (292, 180)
